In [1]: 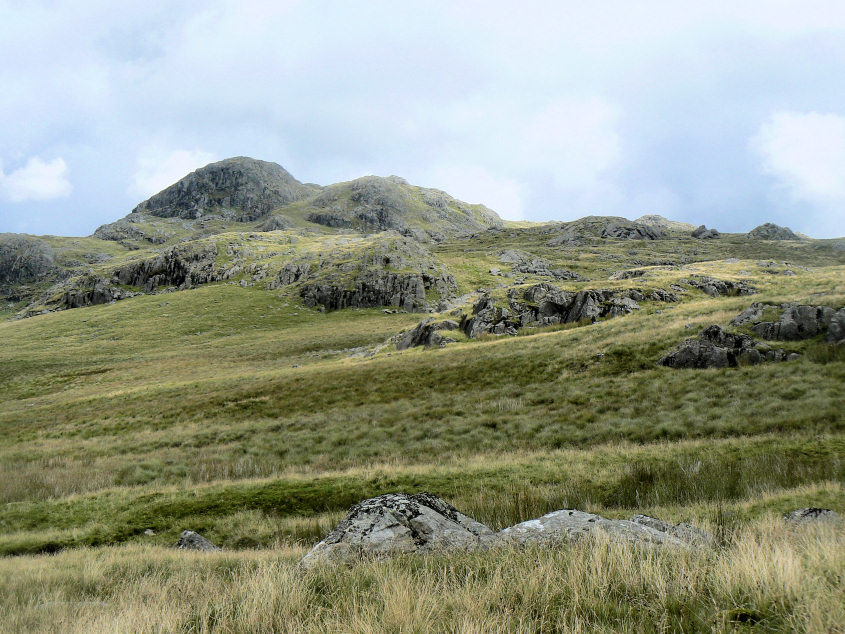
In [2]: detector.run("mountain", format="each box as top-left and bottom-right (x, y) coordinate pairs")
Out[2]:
(93, 157), (503, 247)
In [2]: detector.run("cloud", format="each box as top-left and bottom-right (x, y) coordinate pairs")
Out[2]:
(424, 166), (524, 221)
(0, 157), (72, 202)
(751, 111), (845, 235)
(129, 148), (217, 200)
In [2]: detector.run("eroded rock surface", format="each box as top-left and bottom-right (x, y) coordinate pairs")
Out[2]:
(548, 216), (663, 246)
(691, 225), (720, 239)
(299, 493), (494, 568)
(731, 302), (845, 343)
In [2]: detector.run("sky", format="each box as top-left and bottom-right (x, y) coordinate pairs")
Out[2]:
(1, 1), (844, 238)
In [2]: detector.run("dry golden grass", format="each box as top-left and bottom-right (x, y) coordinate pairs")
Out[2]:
(0, 515), (841, 633)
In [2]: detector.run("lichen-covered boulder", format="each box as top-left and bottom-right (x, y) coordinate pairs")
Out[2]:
(175, 530), (220, 551)
(299, 493), (494, 568)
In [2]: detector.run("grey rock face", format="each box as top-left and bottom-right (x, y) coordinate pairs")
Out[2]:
(175, 530), (220, 551)
(112, 242), (219, 292)
(752, 304), (837, 341)
(658, 325), (791, 369)
(634, 215), (696, 232)
(260, 215), (295, 231)
(396, 318), (459, 350)
(746, 223), (798, 240)
(132, 157), (313, 221)
(299, 493), (494, 568)
(301, 269), (450, 313)
(497, 510), (712, 549)
(0, 234), (56, 288)
(691, 225), (720, 239)
(784, 508), (840, 523)
(460, 283), (677, 339)
(63, 275), (140, 309)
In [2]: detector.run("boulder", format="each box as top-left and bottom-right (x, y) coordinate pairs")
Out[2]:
(175, 530), (220, 551)
(497, 509), (712, 549)
(784, 508), (840, 523)
(396, 318), (459, 350)
(746, 223), (798, 240)
(609, 269), (646, 280)
(299, 493), (494, 568)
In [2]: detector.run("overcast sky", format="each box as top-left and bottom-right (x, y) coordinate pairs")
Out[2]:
(1, 1), (844, 238)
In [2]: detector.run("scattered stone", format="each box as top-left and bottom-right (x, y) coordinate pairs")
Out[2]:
(658, 325), (792, 369)
(175, 530), (220, 551)
(299, 493), (494, 568)
(746, 223), (798, 240)
(784, 508), (840, 523)
(144, 529), (156, 536)
(489, 267), (502, 276)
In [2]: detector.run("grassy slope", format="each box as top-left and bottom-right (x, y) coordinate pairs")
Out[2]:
(1, 228), (843, 630)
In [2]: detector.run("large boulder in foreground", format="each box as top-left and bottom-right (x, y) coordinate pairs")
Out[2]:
(299, 493), (494, 568)
(658, 325), (794, 369)
(497, 510), (712, 548)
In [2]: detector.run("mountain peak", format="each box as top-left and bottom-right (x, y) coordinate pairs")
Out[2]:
(131, 156), (314, 221)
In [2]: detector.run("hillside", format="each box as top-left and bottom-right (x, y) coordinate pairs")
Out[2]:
(1, 160), (844, 631)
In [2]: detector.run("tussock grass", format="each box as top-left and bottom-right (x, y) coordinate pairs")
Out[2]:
(0, 515), (841, 633)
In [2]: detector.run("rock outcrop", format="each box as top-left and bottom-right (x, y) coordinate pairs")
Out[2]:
(284, 234), (457, 312)
(746, 223), (798, 240)
(635, 215), (696, 232)
(658, 325), (794, 368)
(131, 157), (314, 221)
(497, 510), (712, 549)
(731, 303), (845, 343)
(548, 216), (663, 246)
(691, 225), (720, 239)
(784, 508), (840, 523)
(175, 530), (220, 551)
(682, 276), (757, 297)
(299, 493), (494, 568)
(496, 250), (586, 280)
(0, 234), (56, 289)
(63, 275), (140, 309)
(458, 284), (667, 338)
(396, 318), (460, 350)
(112, 242), (219, 292)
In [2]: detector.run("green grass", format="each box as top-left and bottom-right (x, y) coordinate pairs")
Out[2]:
(1, 224), (843, 630)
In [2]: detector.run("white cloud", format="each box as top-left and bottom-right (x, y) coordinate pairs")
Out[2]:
(751, 111), (845, 236)
(520, 97), (622, 190)
(425, 166), (524, 221)
(129, 148), (216, 199)
(0, 157), (72, 202)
